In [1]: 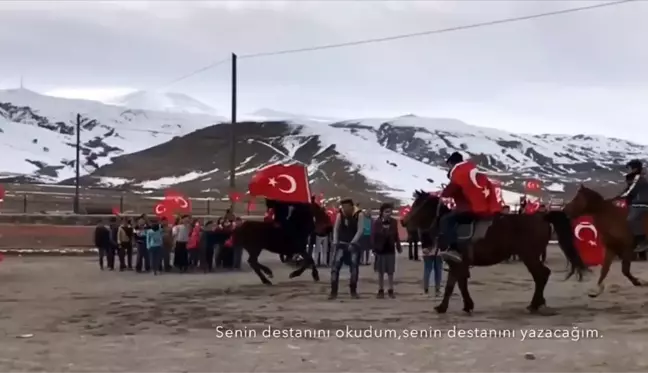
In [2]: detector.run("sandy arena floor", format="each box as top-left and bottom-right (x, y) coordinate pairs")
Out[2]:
(1, 247), (648, 372)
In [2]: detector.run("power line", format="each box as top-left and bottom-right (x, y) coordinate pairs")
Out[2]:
(159, 0), (635, 87)
(151, 57), (230, 92)
(239, 0), (636, 59)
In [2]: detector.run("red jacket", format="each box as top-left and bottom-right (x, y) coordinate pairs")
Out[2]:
(441, 161), (501, 216)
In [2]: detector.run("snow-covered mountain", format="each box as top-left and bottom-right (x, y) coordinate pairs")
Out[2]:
(1, 89), (642, 205)
(0, 88), (222, 182)
(107, 90), (219, 116)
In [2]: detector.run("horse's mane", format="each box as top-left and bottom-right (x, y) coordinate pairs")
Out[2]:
(413, 189), (450, 214)
(579, 185), (607, 205)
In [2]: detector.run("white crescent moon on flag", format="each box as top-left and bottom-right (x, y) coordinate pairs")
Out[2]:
(468, 168), (482, 189)
(174, 196), (188, 208)
(277, 174), (297, 194)
(574, 222), (598, 241)
(155, 203), (166, 214)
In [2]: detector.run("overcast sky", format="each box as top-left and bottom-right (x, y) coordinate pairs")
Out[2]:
(1, 0), (647, 141)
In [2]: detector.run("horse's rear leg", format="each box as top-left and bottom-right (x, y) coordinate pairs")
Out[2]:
(247, 250), (272, 285)
(434, 268), (457, 314)
(455, 267), (474, 314)
(621, 245), (642, 286)
(521, 255), (551, 313)
(589, 248), (614, 297)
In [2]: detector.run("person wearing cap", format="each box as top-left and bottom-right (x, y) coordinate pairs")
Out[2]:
(438, 152), (501, 263)
(614, 159), (648, 252)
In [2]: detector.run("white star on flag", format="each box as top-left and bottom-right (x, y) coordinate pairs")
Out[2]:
(268, 178), (278, 187)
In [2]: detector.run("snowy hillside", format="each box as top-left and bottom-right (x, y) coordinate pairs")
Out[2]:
(108, 91), (219, 116)
(0, 89), (222, 181)
(1, 89), (642, 205)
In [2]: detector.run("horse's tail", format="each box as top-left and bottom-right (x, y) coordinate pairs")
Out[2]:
(543, 211), (589, 281)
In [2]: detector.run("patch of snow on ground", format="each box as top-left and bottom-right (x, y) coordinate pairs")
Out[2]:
(545, 182), (565, 192)
(95, 177), (132, 187)
(137, 168), (219, 189)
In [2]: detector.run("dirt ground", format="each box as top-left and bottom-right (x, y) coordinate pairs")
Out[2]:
(1, 247), (648, 372)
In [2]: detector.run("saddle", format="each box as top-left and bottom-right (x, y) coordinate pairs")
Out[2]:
(456, 217), (495, 262)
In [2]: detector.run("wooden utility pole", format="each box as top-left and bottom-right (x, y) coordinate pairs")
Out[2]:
(229, 53), (238, 211)
(73, 113), (81, 213)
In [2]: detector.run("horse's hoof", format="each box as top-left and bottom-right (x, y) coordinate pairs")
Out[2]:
(267, 272), (274, 279)
(263, 281), (273, 286)
(528, 305), (556, 316)
(312, 275), (320, 282)
(289, 272), (299, 279)
(463, 308), (473, 315)
(434, 305), (447, 314)
(588, 284), (604, 298)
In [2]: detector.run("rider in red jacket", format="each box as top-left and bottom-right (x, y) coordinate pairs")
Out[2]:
(439, 152), (501, 263)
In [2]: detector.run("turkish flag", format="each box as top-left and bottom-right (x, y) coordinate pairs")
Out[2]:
(326, 208), (338, 225)
(246, 199), (255, 213)
(164, 189), (191, 213)
(399, 205), (411, 218)
(494, 187), (504, 205)
(112, 206), (121, 215)
(154, 200), (176, 221)
(264, 208), (275, 222)
(229, 192), (242, 203)
(572, 215), (604, 267)
(525, 180), (541, 191)
(524, 200), (540, 214)
(0, 185), (5, 202)
(614, 199), (627, 209)
(248, 164), (311, 203)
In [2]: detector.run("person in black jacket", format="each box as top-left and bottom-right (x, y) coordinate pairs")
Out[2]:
(615, 159), (648, 253)
(93, 220), (111, 271)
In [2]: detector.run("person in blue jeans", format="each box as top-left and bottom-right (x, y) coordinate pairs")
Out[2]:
(422, 248), (443, 296)
(146, 222), (164, 275)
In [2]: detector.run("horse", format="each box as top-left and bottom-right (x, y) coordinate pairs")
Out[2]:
(402, 190), (588, 315)
(562, 185), (645, 297)
(228, 200), (333, 285)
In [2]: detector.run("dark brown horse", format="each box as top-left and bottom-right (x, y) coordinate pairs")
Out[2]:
(563, 185), (645, 297)
(229, 201), (332, 285)
(402, 190), (587, 315)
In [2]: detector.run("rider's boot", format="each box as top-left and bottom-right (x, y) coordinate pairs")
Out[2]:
(440, 243), (463, 263)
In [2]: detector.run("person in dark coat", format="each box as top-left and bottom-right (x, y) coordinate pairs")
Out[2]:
(200, 221), (217, 272)
(94, 220), (112, 271)
(371, 203), (402, 298)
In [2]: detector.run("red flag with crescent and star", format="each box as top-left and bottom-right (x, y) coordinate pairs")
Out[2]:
(572, 215), (604, 267)
(248, 164), (311, 203)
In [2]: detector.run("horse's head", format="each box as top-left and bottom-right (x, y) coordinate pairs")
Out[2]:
(310, 202), (333, 236)
(401, 189), (446, 231)
(563, 184), (606, 218)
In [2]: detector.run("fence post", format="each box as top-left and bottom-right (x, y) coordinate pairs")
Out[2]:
(207, 199), (211, 215)
(22, 194), (27, 213)
(119, 195), (124, 214)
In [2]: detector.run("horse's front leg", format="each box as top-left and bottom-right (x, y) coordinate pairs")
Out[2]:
(435, 267), (457, 314)
(589, 248), (614, 297)
(247, 250), (272, 285)
(289, 250), (319, 282)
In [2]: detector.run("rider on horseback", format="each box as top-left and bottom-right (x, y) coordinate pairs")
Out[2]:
(615, 159), (648, 252)
(439, 152), (501, 263)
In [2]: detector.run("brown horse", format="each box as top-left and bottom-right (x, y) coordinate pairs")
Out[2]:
(403, 190), (587, 315)
(563, 185), (644, 297)
(229, 201), (333, 285)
